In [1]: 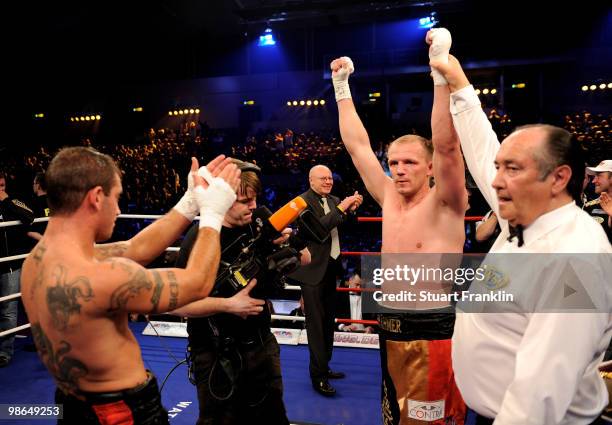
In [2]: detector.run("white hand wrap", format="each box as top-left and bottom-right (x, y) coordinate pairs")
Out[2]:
(173, 171), (198, 221)
(193, 167), (237, 231)
(332, 56), (355, 102)
(429, 28), (452, 86)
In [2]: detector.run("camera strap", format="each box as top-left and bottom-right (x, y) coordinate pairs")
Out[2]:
(206, 317), (243, 401)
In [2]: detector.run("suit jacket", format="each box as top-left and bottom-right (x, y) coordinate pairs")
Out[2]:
(289, 188), (346, 286)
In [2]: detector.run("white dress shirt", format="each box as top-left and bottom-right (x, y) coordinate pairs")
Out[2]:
(450, 85), (612, 425)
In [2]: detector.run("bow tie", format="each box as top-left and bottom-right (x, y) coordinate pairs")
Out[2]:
(507, 224), (525, 247)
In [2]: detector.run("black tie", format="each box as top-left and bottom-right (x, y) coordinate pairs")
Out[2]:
(507, 225), (524, 247)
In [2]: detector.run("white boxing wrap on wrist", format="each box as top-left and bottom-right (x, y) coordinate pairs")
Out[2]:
(332, 56), (355, 102)
(429, 28), (452, 86)
(173, 171), (198, 221)
(193, 179), (237, 231)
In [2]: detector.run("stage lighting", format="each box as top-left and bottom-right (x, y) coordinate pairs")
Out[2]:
(299, 100), (305, 106)
(133, 107), (143, 112)
(306, 100), (312, 106)
(511, 83), (526, 89)
(482, 88), (489, 95)
(195, 108), (200, 113)
(287, 101), (292, 106)
(34, 113), (44, 119)
(313, 100), (319, 106)
(179, 110), (184, 115)
(243, 100), (255, 105)
(168, 111), (173, 116)
(419, 12), (438, 29)
(189, 108), (195, 113)
(599, 83), (606, 90)
(258, 28), (276, 46)
(589, 85), (596, 91)
(491, 89), (497, 95)
(581, 85), (589, 91)
(368, 92), (381, 98)
(95, 115), (101, 120)
(475, 89), (481, 95)
(85, 116), (91, 121)
(292, 101), (298, 106)
(608, 83), (612, 89)
(320, 100), (325, 105)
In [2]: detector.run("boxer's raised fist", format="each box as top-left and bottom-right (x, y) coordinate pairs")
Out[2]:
(426, 28), (452, 86)
(330, 56), (354, 101)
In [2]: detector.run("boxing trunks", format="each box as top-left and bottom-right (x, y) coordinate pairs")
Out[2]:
(378, 310), (466, 425)
(55, 371), (168, 425)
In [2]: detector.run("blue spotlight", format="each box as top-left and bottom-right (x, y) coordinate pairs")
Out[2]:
(418, 12), (438, 29)
(258, 28), (276, 46)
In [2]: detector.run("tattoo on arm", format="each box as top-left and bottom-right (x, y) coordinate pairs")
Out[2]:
(150, 270), (164, 313)
(32, 243), (47, 264)
(30, 265), (45, 300)
(94, 242), (129, 260)
(31, 323), (88, 395)
(30, 243), (48, 299)
(167, 271), (179, 311)
(107, 261), (153, 313)
(46, 265), (94, 331)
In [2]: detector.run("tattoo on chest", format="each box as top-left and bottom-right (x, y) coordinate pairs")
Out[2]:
(30, 323), (88, 395)
(46, 265), (94, 331)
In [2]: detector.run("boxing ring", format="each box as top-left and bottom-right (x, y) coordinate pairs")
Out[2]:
(0, 214), (386, 425)
(2, 214), (610, 425)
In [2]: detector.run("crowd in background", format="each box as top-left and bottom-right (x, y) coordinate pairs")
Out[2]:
(0, 110), (610, 256)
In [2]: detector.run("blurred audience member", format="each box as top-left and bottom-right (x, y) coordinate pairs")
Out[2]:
(0, 172), (34, 367)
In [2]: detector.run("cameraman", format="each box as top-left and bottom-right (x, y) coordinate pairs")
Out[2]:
(171, 160), (310, 425)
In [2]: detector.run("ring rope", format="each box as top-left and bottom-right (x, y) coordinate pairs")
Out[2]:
(0, 213), (481, 338)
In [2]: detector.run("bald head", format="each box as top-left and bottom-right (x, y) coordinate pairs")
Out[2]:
(309, 165), (333, 196)
(309, 165), (331, 179)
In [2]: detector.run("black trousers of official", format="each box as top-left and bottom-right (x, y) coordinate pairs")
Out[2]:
(301, 259), (339, 382)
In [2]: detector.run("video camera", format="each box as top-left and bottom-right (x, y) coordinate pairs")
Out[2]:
(211, 196), (328, 297)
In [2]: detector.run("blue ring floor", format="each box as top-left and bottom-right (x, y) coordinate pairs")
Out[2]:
(0, 323), (383, 425)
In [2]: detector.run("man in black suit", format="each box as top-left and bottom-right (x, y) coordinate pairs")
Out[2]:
(290, 164), (362, 396)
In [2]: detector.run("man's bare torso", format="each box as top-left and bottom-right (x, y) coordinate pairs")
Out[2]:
(379, 182), (465, 310)
(382, 183), (465, 254)
(21, 239), (147, 395)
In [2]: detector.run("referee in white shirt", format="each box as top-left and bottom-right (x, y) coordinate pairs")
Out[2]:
(431, 52), (612, 425)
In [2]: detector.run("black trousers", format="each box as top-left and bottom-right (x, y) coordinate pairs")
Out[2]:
(301, 258), (338, 381)
(191, 332), (289, 425)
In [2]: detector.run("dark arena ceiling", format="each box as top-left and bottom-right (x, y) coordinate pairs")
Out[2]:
(8, 0), (611, 83)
